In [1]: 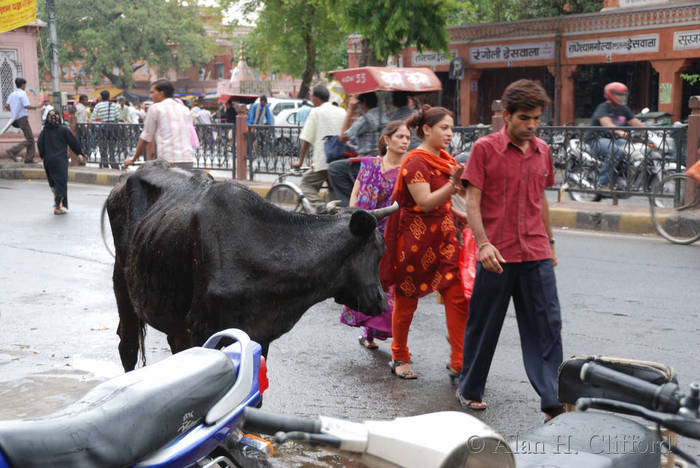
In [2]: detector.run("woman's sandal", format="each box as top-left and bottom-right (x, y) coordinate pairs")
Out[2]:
(446, 365), (459, 385)
(455, 389), (487, 410)
(358, 337), (378, 349)
(53, 208), (67, 215)
(389, 360), (417, 379)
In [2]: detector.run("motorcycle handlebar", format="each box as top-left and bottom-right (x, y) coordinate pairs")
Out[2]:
(580, 362), (680, 413)
(243, 407), (321, 436)
(577, 398), (700, 440)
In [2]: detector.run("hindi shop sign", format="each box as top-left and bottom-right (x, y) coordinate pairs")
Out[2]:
(674, 30), (700, 50)
(0, 0), (36, 34)
(411, 50), (458, 67)
(468, 42), (555, 64)
(566, 34), (659, 57)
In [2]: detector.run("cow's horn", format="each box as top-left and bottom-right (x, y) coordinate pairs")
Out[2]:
(325, 200), (342, 214)
(368, 201), (398, 221)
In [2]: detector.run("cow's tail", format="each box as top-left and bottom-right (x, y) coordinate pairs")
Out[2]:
(138, 319), (147, 367)
(101, 199), (115, 258)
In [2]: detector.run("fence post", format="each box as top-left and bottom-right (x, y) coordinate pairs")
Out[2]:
(235, 113), (247, 180)
(687, 96), (700, 201)
(491, 100), (504, 132)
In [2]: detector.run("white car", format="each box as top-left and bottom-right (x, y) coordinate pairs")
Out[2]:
(249, 98), (304, 117)
(274, 108), (302, 127)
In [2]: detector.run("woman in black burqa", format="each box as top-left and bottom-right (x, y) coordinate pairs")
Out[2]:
(37, 110), (85, 215)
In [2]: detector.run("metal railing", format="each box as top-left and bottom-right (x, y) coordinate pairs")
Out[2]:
(535, 125), (687, 202)
(76, 122), (689, 203)
(75, 122), (237, 175)
(245, 125), (304, 177)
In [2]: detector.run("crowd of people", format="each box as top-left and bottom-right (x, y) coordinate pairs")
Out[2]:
(4, 76), (567, 418)
(292, 80), (566, 421)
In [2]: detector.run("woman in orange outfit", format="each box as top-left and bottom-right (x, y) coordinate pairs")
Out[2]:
(380, 105), (469, 380)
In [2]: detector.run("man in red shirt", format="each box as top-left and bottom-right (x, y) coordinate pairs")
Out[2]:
(456, 80), (564, 421)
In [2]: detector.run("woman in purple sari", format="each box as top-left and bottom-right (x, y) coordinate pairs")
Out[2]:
(341, 120), (411, 349)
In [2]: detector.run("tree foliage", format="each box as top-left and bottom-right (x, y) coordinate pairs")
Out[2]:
(238, 0), (347, 99)
(448, 0), (603, 24)
(38, 0), (216, 89)
(340, 0), (455, 65)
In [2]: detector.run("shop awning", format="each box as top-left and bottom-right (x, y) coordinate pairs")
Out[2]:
(331, 67), (442, 95)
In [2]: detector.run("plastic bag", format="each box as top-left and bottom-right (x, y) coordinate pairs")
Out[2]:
(189, 122), (200, 149)
(686, 159), (700, 184)
(459, 225), (477, 299)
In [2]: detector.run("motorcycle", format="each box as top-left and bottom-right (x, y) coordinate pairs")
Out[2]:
(0, 329), (269, 468)
(562, 129), (681, 203)
(241, 356), (699, 468)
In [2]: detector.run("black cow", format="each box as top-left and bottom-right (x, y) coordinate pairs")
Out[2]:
(106, 160), (395, 371)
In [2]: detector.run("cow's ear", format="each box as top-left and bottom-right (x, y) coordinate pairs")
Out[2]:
(349, 210), (377, 237)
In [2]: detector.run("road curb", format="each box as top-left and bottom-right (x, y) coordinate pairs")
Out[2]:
(2, 165), (663, 237)
(550, 206), (657, 235)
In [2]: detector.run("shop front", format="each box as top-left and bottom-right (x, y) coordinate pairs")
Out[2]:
(392, 1), (700, 125)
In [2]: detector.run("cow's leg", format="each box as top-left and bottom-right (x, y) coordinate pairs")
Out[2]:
(167, 329), (193, 355)
(114, 264), (141, 372)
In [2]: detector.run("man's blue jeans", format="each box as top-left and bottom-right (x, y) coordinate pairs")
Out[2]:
(595, 137), (627, 187)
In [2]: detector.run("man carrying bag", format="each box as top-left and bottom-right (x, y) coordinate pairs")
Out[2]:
(2, 78), (40, 163)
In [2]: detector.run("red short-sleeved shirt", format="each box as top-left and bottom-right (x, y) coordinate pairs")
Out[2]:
(461, 127), (554, 263)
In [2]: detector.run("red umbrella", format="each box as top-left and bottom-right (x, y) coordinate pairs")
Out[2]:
(331, 67), (442, 95)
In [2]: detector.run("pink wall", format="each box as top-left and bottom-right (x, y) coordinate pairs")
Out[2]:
(1, 22), (44, 154)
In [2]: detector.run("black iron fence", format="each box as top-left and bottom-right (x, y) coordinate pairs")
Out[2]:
(75, 122), (237, 175)
(535, 125), (687, 202)
(77, 121), (689, 202)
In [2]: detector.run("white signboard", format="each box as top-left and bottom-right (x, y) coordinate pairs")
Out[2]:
(469, 42), (555, 64)
(674, 30), (700, 50)
(566, 34), (659, 57)
(411, 50), (458, 67)
(619, 0), (667, 8)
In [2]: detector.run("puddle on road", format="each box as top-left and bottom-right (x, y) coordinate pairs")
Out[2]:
(0, 369), (102, 419)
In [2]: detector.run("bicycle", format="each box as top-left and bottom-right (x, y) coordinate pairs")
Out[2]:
(649, 172), (700, 244)
(264, 167), (316, 214)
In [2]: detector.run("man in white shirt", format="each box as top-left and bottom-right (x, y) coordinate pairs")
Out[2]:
(75, 94), (89, 124)
(128, 102), (141, 124)
(197, 107), (212, 125)
(292, 85), (345, 210)
(124, 79), (194, 170)
(41, 100), (54, 123)
(3, 77), (40, 163)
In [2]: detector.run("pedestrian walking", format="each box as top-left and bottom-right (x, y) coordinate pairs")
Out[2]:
(379, 105), (468, 380)
(91, 90), (120, 168)
(456, 79), (564, 421)
(293, 85), (346, 210)
(340, 121), (411, 349)
(37, 110), (85, 215)
(2, 78), (40, 163)
(124, 79), (194, 170)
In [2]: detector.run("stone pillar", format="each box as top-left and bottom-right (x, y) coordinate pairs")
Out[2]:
(547, 64), (577, 125)
(687, 96), (700, 201)
(235, 112), (248, 180)
(460, 69), (482, 125)
(491, 100), (504, 132)
(650, 59), (691, 123)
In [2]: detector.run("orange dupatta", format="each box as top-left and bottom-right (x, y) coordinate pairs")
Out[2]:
(380, 148), (458, 290)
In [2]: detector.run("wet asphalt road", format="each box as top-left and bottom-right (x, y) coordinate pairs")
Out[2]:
(1, 178), (699, 466)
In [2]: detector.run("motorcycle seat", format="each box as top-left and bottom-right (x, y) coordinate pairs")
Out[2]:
(0, 347), (236, 468)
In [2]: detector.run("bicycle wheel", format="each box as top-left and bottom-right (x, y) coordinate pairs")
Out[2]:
(650, 173), (700, 244)
(266, 183), (310, 213)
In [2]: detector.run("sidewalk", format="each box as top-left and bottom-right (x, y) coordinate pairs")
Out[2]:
(0, 160), (664, 236)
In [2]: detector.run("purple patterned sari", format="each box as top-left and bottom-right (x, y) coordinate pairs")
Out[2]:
(340, 156), (398, 340)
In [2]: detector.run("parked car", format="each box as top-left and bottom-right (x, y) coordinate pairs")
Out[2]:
(249, 98), (304, 118)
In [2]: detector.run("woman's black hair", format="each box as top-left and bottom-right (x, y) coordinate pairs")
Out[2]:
(405, 105), (454, 139)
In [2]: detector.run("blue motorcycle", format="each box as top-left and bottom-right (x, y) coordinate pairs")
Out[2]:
(0, 329), (268, 468)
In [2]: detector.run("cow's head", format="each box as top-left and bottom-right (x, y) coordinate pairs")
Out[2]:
(335, 203), (398, 317)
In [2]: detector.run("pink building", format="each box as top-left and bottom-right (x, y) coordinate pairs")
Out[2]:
(0, 19), (45, 155)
